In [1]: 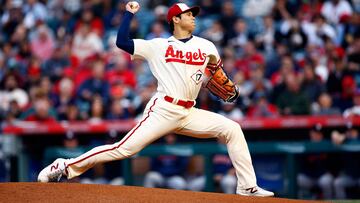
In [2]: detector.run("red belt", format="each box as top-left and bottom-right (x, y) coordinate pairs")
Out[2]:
(164, 96), (195, 109)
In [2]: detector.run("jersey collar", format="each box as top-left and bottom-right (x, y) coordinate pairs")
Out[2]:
(168, 35), (194, 44)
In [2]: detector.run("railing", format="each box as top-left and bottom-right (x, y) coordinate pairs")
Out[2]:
(2, 115), (359, 135)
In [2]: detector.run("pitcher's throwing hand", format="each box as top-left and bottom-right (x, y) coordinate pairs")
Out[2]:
(126, 1), (140, 14)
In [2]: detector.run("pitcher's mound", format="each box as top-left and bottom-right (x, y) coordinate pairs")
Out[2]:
(0, 183), (321, 203)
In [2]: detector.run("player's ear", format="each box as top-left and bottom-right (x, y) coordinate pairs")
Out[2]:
(172, 15), (181, 24)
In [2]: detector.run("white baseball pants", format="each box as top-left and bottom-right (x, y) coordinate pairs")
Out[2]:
(65, 93), (257, 191)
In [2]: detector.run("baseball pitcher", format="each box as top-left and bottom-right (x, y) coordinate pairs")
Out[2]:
(38, 1), (274, 197)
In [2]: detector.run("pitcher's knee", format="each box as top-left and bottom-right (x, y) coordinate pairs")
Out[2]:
(222, 121), (243, 140)
(117, 145), (140, 158)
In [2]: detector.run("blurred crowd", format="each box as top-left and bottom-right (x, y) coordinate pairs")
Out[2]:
(0, 0), (360, 123)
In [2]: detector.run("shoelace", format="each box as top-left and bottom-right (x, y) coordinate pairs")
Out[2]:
(48, 165), (64, 181)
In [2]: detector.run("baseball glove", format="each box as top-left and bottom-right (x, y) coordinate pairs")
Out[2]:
(205, 55), (239, 102)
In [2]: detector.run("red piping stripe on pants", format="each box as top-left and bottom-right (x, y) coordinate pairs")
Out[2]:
(65, 98), (158, 172)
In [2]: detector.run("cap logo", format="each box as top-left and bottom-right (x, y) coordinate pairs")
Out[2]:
(177, 3), (190, 11)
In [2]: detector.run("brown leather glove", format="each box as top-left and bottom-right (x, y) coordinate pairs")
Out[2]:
(205, 55), (239, 102)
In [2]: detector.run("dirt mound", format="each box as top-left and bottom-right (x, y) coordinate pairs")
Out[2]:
(0, 183), (323, 203)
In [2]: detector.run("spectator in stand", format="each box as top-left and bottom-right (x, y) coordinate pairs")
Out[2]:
(39, 76), (56, 100)
(228, 18), (253, 53)
(71, 22), (104, 62)
(76, 60), (110, 120)
(10, 24), (28, 50)
(106, 98), (132, 120)
(271, 0), (296, 23)
(339, 75), (357, 111)
(352, 0), (360, 13)
(246, 93), (279, 118)
(42, 45), (71, 82)
(105, 53), (136, 90)
(3, 99), (22, 122)
(235, 41), (265, 80)
(20, 89), (57, 121)
(22, 0), (48, 29)
(1, 0), (24, 41)
(146, 0), (168, 10)
(331, 122), (360, 199)
(91, 0), (114, 26)
(242, 0), (275, 19)
(255, 16), (280, 56)
(145, 20), (171, 40)
(144, 134), (196, 190)
(241, 63), (272, 104)
(195, 0), (221, 17)
(52, 77), (75, 120)
(300, 63), (325, 103)
(280, 18), (308, 53)
(153, 5), (170, 32)
(302, 14), (337, 47)
(218, 102), (244, 121)
(297, 123), (334, 199)
(200, 20), (224, 49)
(132, 83), (157, 119)
(343, 90), (360, 117)
(48, 8), (77, 41)
(326, 57), (348, 106)
(26, 57), (43, 87)
(0, 48), (3, 69)
(275, 73), (310, 115)
(219, 0), (238, 45)
(132, 59), (154, 90)
(270, 55), (296, 103)
(312, 92), (341, 116)
(324, 38), (346, 66)
(264, 43), (290, 79)
(321, 0), (353, 45)
(0, 73), (28, 113)
(222, 56), (238, 77)
(66, 104), (80, 121)
(88, 95), (104, 123)
(194, 89), (221, 113)
(347, 34), (360, 85)
(297, 0), (323, 23)
(29, 24), (55, 62)
(75, 8), (104, 37)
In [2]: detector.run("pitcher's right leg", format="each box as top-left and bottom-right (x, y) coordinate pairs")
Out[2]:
(65, 98), (177, 179)
(38, 98), (178, 182)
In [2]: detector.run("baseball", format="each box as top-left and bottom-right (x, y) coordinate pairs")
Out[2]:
(129, 1), (139, 9)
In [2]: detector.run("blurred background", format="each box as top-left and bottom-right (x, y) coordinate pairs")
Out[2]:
(0, 0), (360, 200)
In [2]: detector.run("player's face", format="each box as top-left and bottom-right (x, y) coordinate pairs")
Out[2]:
(178, 11), (196, 33)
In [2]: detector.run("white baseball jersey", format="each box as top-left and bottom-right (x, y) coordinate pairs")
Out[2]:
(133, 36), (220, 101)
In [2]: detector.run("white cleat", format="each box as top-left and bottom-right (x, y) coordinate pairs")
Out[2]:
(37, 158), (67, 182)
(237, 186), (274, 197)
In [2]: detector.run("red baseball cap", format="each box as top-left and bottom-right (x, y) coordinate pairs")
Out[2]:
(167, 3), (200, 23)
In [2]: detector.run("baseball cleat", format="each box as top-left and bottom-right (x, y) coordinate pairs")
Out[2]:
(237, 186), (274, 197)
(37, 158), (67, 182)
